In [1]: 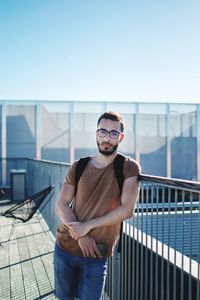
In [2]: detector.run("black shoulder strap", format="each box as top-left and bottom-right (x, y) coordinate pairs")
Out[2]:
(113, 153), (125, 195)
(75, 157), (91, 195)
(114, 153), (126, 254)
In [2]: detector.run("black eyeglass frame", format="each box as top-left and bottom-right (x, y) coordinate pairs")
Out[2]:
(97, 128), (121, 139)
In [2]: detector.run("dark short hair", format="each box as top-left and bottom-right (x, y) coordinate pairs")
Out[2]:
(97, 111), (125, 132)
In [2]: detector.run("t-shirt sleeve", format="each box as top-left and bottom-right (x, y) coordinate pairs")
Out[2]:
(123, 158), (141, 180)
(64, 160), (78, 186)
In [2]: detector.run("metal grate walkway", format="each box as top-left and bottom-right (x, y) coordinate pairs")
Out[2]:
(0, 202), (55, 300)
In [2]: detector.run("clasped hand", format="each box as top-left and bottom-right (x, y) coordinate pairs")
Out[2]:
(67, 221), (91, 240)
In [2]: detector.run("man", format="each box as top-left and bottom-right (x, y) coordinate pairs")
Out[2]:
(54, 111), (141, 300)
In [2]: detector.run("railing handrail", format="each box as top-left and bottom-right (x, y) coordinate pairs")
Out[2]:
(0, 156), (71, 166)
(1, 157), (200, 191)
(139, 174), (200, 192)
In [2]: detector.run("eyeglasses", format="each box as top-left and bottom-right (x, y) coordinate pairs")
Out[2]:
(97, 128), (121, 139)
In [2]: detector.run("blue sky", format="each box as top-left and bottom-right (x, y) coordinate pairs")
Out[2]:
(0, 0), (200, 103)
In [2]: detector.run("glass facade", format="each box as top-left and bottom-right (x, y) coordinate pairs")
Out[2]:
(169, 104), (197, 180)
(41, 103), (70, 162)
(118, 113), (136, 158)
(0, 100), (199, 180)
(74, 113), (98, 159)
(6, 105), (36, 158)
(139, 104), (167, 176)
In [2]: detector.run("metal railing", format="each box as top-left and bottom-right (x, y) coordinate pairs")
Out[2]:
(1, 158), (200, 300)
(0, 157), (69, 236)
(104, 175), (200, 300)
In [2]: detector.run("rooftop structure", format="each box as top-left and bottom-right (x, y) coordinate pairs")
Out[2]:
(0, 100), (199, 182)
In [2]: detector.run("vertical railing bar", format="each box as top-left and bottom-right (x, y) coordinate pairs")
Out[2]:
(167, 187), (171, 300)
(119, 227), (122, 300)
(125, 222), (130, 297)
(150, 184), (154, 300)
(127, 219), (130, 300)
(115, 250), (120, 300)
(180, 190), (185, 300)
(109, 257), (112, 300)
(132, 196), (136, 300)
(135, 190), (140, 300)
(120, 227), (124, 300)
(161, 186), (165, 300)
(110, 257), (112, 300)
(188, 192), (193, 300)
(128, 217), (131, 300)
(124, 221), (128, 300)
(121, 222), (125, 300)
(145, 183), (149, 300)
(140, 182), (144, 300)
(173, 189), (178, 300)
(155, 185), (159, 300)
(197, 193), (200, 300)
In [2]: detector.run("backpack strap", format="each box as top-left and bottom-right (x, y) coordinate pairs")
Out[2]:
(113, 153), (125, 194)
(75, 156), (91, 195)
(114, 153), (126, 254)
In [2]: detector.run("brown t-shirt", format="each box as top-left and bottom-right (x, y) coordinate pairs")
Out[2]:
(56, 156), (141, 257)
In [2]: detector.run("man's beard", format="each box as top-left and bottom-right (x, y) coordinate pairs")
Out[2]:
(97, 141), (118, 156)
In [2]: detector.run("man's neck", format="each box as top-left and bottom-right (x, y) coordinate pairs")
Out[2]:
(92, 152), (117, 168)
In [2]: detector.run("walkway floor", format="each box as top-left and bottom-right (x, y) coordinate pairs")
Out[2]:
(0, 200), (56, 300)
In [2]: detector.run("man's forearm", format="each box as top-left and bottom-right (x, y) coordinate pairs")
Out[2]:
(56, 203), (77, 226)
(68, 204), (134, 240)
(55, 182), (77, 227)
(87, 204), (132, 230)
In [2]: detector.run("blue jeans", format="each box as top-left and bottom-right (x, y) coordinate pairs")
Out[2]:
(54, 242), (108, 300)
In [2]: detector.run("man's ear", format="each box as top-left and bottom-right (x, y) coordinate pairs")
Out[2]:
(119, 133), (124, 142)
